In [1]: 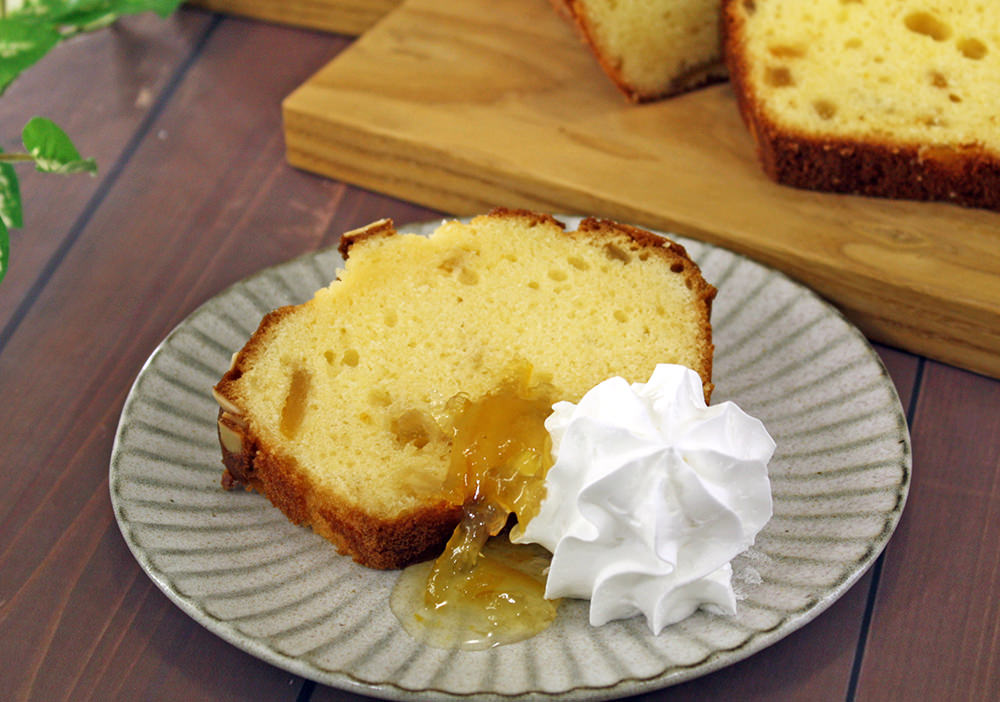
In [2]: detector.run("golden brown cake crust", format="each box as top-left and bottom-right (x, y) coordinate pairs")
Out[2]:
(570, 215), (716, 396)
(217, 402), (464, 570)
(722, 0), (1000, 211)
(552, 0), (726, 103)
(337, 218), (396, 260)
(214, 209), (715, 570)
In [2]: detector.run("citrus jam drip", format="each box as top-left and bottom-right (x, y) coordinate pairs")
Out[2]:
(439, 362), (555, 539)
(391, 364), (560, 649)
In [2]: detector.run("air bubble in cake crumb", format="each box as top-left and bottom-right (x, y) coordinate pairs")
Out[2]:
(369, 388), (392, 406)
(903, 11), (952, 42)
(765, 65), (795, 87)
(930, 71), (949, 88)
(604, 244), (632, 264)
(813, 99), (838, 120)
(957, 37), (987, 60)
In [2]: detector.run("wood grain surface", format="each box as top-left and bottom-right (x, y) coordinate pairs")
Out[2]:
(188, 0), (400, 35)
(0, 11), (212, 336)
(0, 12), (432, 701)
(283, 0), (1000, 380)
(1, 5), (998, 702)
(857, 361), (1000, 701)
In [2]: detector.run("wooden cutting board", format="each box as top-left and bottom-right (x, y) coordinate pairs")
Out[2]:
(283, 0), (1000, 379)
(188, 0), (399, 35)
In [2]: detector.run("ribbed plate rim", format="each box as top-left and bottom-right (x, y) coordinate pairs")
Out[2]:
(110, 216), (911, 701)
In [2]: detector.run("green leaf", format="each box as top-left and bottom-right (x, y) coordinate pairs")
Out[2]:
(34, 1), (120, 30)
(0, 1), (184, 94)
(22, 116), (98, 175)
(33, 0), (184, 23)
(0, 17), (61, 95)
(0, 216), (9, 285)
(0, 156), (24, 229)
(113, 0), (185, 19)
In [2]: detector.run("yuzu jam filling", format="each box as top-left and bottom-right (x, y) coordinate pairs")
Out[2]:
(391, 363), (560, 649)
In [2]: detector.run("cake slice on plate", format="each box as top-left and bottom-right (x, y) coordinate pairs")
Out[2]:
(213, 209), (716, 569)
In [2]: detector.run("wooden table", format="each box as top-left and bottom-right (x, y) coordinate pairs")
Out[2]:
(1, 8), (997, 701)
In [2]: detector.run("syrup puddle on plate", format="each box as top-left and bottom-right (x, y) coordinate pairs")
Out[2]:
(391, 535), (558, 650)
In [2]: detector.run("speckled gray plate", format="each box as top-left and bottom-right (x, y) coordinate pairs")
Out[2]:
(110, 217), (910, 701)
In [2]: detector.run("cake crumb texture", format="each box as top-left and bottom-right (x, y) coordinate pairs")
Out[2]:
(724, 0), (1000, 209)
(554, 0), (728, 102)
(214, 209), (715, 569)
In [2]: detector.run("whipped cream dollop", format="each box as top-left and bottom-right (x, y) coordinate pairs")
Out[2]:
(512, 364), (775, 634)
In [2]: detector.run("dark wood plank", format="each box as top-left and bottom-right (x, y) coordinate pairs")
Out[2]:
(0, 479), (302, 700)
(855, 361), (1000, 701)
(0, 9), (213, 334)
(0, 11), (933, 697)
(874, 345), (920, 412)
(66, 519), (303, 699)
(189, 0), (401, 35)
(0, 15), (342, 534)
(0, 16), (443, 699)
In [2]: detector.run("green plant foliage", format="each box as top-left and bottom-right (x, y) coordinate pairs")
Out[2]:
(22, 117), (98, 174)
(0, 0), (184, 94)
(0, 117), (97, 283)
(0, 218), (9, 283)
(0, 16), (61, 93)
(0, 156), (24, 228)
(0, 1), (184, 282)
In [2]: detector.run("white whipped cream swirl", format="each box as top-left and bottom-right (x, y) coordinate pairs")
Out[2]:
(513, 364), (775, 633)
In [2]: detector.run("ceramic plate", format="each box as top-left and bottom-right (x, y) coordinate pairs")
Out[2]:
(110, 217), (910, 700)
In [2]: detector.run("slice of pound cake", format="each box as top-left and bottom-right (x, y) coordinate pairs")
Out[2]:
(723, 0), (1000, 210)
(553, 0), (728, 102)
(213, 210), (716, 569)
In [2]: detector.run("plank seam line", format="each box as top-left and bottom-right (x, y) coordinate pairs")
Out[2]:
(296, 679), (316, 701)
(0, 13), (223, 358)
(844, 356), (924, 701)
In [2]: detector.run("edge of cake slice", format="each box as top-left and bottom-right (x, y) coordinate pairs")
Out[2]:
(722, 0), (1000, 210)
(213, 209), (716, 569)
